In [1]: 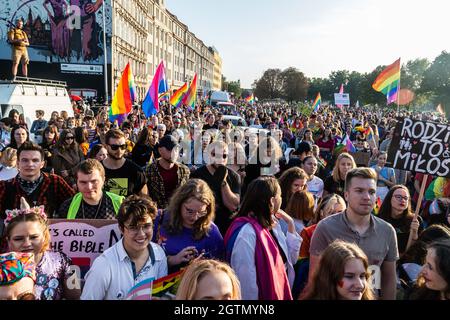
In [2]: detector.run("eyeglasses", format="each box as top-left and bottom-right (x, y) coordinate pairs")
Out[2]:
(184, 205), (208, 218)
(65, 136), (74, 141)
(393, 195), (409, 202)
(124, 223), (153, 234)
(109, 144), (127, 150)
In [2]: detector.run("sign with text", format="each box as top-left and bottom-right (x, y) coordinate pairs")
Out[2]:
(48, 219), (121, 276)
(334, 93), (350, 105)
(387, 118), (450, 177)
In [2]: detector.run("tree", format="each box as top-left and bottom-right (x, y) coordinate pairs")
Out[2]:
(227, 80), (242, 98)
(280, 67), (309, 102)
(307, 77), (333, 102)
(421, 51), (450, 113)
(254, 69), (284, 99)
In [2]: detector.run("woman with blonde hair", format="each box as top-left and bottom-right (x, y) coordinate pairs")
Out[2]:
(323, 152), (356, 197)
(300, 240), (375, 300)
(176, 259), (241, 300)
(152, 179), (225, 273)
(0, 147), (18, 181)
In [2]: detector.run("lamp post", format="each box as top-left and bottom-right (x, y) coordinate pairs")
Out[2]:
(102, 0), (109, 105)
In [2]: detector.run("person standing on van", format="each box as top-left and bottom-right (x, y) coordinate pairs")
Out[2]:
(7, 19), (29, 81)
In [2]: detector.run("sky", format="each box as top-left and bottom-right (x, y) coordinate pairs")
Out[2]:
(166, 0), (450, 88)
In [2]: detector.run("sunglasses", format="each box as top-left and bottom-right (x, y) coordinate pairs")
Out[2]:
(109, 144), (127, 150)
(65, 136), (74, 140)
(211, 153), (228, 159)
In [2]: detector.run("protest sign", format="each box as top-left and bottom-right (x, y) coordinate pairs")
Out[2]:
(48, 219), (121, 276)
(387, 118), (450, 177)
(350, 151), (370, 167)
(334, 93), (350, 105)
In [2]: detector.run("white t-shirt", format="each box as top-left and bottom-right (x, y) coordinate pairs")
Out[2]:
(0, 166), (18, 181)
(306, 175), (324, 199)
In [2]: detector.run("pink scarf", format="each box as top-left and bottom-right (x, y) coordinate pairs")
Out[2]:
(225, 216), (293, 300)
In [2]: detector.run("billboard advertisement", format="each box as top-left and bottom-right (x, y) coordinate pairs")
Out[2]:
(0, 0), (112, 98)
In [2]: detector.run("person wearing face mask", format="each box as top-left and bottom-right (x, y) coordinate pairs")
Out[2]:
(300, 240), (375, 300)
(81, 195), (168, 300)
(191, 141), (241, 235)
(145, 135), (190, 209)
(5, 198), (80, 300)
(176, 259), (241, 300)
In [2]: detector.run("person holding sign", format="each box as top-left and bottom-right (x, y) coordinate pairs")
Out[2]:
(4, 197), (80, 300)
(56, 159), (124, 219)
(81, 195), (167, 300)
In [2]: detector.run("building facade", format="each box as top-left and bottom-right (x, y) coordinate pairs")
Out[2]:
(112, 0), (218, 102)
(209, 46), (223, 91)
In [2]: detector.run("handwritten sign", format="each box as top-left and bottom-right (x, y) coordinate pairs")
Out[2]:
(48, 219), (121, 277)
(387, 118), (450, 177)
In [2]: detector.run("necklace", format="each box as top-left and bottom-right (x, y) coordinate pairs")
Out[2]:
(82, 194), (104, 219)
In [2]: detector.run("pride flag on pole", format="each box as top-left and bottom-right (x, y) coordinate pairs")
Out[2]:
(142, 61), (168, 117)
(109, 62), (136, 124)
(245, 94), (255, 105)
(345, 136), (357, 153)
(312, 93), (321, 112)
(170, 82), (188, 108)
(372, 58), (401, 104)
(182, 74), (198, 109)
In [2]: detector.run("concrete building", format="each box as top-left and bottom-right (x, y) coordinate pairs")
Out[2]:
(209, 46), (223, 91)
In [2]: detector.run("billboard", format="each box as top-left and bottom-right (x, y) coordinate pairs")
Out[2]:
(0, 0), (112, 97)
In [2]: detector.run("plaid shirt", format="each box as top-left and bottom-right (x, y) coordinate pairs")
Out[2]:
(0, 173), (76, 219)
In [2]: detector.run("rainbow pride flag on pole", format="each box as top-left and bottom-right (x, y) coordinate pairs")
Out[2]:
(182, 74), (198, 109)
(109, 62), (136, 124)
(245, 94), (255, 105)
(372, 58), (401, 104)
(170, 82), (188, 108)
(142, 61), (168, 117)
(312, 93), (321, 112)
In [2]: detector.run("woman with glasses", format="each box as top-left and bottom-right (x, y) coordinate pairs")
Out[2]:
(51, 129), (85, 189)
(152, 179), (225, 274)
(81, 195), (168, 300)
(378, 185), (423, 255)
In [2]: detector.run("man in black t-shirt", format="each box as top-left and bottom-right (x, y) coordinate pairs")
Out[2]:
(101, 129), (147, 197)
(191, 141), (240, 235)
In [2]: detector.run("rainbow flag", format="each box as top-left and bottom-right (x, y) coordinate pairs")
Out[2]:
(372, 58), (401, 104)
(245, 94), (255, 104)
(125, 277), (154, 300)
(152, 269), (185, 298)
(109, 62), (136, 124)
(345, 137), (357, 153)
(182, 74), (198, 109)
(312, 93), (321, 112)
(170, 82), (188, 108)
(142, 61), (168, 117)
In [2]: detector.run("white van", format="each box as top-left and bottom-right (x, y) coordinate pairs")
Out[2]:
(0, 77), (74, 142)
(210, 91), (231, 107)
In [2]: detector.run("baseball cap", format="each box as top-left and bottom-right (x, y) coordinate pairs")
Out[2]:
(158, 135), (179, 150)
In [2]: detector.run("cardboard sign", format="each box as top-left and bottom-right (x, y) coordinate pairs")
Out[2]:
(48, 219), (121, 276)
(334, 93), (350, 105)
(350, 151), (370, 167)
(387, 118), (450, 177)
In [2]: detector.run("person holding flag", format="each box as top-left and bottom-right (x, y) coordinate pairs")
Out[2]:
(142, 61), (168, 118)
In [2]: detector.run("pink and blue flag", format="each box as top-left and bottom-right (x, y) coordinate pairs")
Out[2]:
(125, 277), (154, 300)
(346, 137), (357, 153)
(142, 61), (168, 117)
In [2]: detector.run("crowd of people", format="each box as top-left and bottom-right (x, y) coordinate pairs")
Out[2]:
(0, 99), (449, 301)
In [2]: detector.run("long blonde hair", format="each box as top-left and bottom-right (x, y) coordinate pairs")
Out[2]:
(332, 153), (356, 182)
(176, 259), (241, 300)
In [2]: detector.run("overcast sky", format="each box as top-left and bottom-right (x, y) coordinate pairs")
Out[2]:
(167, 0), (450, 88)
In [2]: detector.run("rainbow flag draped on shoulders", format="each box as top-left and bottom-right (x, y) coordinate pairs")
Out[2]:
(182, 74), (198, 109)
(170, 82), (188, 108)
(109, 62), (136, 124)
(372, 58), (401, 104)
(142, 61), (168, 117)
(312, 93), (321, 112)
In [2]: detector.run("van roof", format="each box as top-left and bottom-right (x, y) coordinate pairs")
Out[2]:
(0, 76), (67, 88)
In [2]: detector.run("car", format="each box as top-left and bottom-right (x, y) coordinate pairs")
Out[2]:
(222, 115), (247, 127)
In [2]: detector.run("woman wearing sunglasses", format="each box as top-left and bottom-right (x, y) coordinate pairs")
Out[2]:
(51, 129), (85, 189)
(153, 179), (225, 274)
